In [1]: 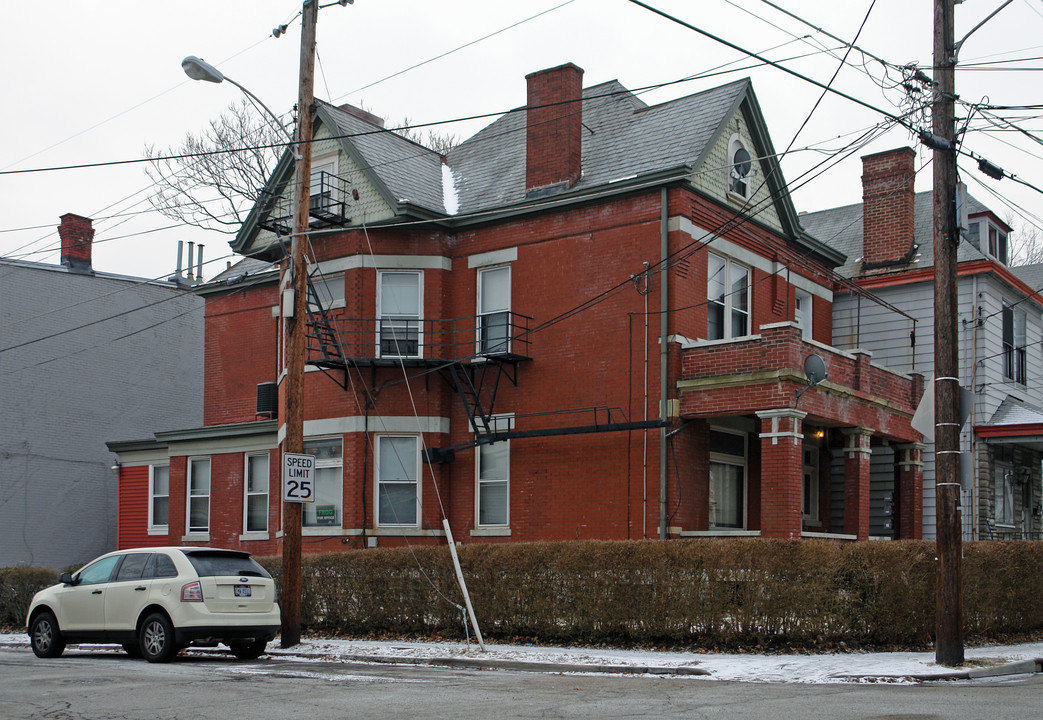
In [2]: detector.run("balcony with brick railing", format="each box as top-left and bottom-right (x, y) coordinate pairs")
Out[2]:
(676, 322), (923, 442)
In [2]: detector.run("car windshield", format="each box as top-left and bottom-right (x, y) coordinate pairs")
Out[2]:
(184, 551), (270, 578)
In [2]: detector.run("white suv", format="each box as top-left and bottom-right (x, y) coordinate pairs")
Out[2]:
(27, 547), (280, 662)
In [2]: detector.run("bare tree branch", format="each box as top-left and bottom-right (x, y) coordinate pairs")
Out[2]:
(144, 99), (287, 234)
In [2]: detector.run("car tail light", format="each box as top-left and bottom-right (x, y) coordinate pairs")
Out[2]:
(181, 581), (203, 602)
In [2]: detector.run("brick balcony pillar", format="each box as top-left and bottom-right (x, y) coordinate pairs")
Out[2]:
(756, 409), (806, 540)
(842, 428), (874, 540)
(895, 443), (925, 539)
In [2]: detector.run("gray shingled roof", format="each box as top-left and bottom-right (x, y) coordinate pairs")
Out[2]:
(1011, 261), (1043, 291)
(988, 395), (1043, 426)
(799, 191), (992, 277)
(447, 79), (747, 215)
(318, 101), (446, 212)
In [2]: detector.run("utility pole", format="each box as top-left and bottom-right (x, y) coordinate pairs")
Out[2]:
(932, 0), (964, 667)
(281, 0), (317, 649)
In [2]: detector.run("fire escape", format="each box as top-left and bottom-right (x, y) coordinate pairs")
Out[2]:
(264, 169), (666, 463)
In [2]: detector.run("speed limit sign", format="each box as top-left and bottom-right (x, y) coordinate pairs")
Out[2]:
(282, 453), (315, 503)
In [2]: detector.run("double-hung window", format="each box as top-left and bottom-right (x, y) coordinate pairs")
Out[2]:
(377, 436), (419, 526)
(707, 253), (750, 340)
(1002, 302), (1027, 384)
(303, 438), (343, 528)
(708, 429), (747, 530)
(728, 135), (753, 200)
(476, 415), (512, 528)
(244, 453), (269, 534)
(995, 462), (1015, 526)
(187, 457), (211, 535)
(378, 271), (421, 358)
(478, 266), (511, 355)
(149, 465), (169, 533)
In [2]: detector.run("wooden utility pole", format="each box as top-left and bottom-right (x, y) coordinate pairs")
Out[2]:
(932, 0), (964, 667)
(281, 0), (317, 649)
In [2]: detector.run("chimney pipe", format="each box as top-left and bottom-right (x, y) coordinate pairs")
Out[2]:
(57, 214), (95, 274)
(525, 63), (584, 197)
(186, 242), (195, 281)
(196, 244), (204, 283)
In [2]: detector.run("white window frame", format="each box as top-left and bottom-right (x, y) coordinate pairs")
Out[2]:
(727, 134), (753, 201)
(988, 223), (1008, 265)
(707, 253), (751, 341)
(1002, 301), (1027, 385)
(376, 435), (421, 527)
(377, 270), (423, 359)
(708, 428), (747, 530)
(477, 265), (511, 355)
(148, 464), (169, 534)
(475, 415), (513, 528)
(186, 457), (211, 536)
(794, 289), (812, 340)
(309, 155), (338, 200)
(243, 452), (270, 536)
(302, 437), (344, 532)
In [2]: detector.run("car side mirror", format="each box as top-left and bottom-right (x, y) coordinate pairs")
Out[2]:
(59, 572), (77, 585)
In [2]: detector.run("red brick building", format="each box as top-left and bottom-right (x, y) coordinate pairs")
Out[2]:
(109, 63), (924, 553)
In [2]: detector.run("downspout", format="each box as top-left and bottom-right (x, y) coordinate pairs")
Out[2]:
(659, 187), (669, 540)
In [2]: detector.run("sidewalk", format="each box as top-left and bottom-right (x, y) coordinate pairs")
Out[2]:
(2, 632), (1041, 684)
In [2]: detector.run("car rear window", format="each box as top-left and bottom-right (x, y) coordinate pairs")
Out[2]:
(184, 551), (271, 578)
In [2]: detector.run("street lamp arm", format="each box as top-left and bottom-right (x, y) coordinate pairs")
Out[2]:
(222, 76), (297, 147)
(953, 0), (1014, 60)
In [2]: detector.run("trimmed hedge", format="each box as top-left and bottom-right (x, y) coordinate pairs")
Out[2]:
(256, 539), (1043, 649)
(4, 540), (1042, 650)
(0, 567), (58, 628)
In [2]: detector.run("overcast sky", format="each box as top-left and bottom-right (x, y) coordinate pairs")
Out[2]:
(4, 0), (1042, 280)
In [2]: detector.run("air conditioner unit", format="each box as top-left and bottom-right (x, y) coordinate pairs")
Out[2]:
(256, 382), (278, 418)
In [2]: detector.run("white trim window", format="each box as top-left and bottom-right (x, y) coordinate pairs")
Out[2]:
(376, 435), (420, 526)
(728, 134), (753, 200)
(148, 465), (169, 533)
(309, 156), (338, 209)
(1002, 302), (1027, 384)
(378, 271), (422, 358)
(476, 416), (513, 527)
(303, 438), (343, 529)
(478, 265), (511, 355)
(307, 270), (346, 312)
(709, 428), (747, 530)
(187, 457), (211, 535)
(707, 253), (750, 340)
(244, 453), (270, 534)
(794, 289), (812, 340)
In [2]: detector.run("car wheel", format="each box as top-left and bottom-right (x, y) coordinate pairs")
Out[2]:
(122, 642), (142, 658)
(30, 611), (65, 659)
(139, 612), (177, 663)
(229, 639), (269, 660)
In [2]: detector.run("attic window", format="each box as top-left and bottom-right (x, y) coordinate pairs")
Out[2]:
(728, 135), (754, 201)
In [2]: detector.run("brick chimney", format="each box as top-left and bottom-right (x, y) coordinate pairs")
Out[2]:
(861, 147), (916, 268)
(525, 63), (584, 197)
(57, 213), (94, 274)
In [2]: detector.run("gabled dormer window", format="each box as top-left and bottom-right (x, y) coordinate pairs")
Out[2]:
(967, 217), (1008, 265)
(728, 135), (753, 200)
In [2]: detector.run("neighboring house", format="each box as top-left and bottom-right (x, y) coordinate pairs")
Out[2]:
(109, 63), (924, 554)
(1, 214), (204, 569)
(801, 147), (1043, 541)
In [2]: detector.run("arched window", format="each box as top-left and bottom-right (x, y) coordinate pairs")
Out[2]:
(728, 135), (753, 199)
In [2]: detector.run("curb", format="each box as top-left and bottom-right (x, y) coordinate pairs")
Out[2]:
(266, 649), (709, 675)
(831, 658), (1043, 683)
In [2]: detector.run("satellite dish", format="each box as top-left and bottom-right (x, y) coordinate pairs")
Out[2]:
(796, 354), (828, 402)
(804, 354), (827, 386)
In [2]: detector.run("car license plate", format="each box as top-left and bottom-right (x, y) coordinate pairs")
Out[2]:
(234, 585), (252, 598)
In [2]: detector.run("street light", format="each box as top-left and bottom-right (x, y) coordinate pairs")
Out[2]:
(181, 35), (316, 648)
(181, 55), (296, 147)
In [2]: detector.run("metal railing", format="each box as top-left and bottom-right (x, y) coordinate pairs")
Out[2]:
(306, 312), (533, 363)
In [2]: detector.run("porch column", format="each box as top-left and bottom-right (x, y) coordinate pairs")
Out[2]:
(895, 442), (925, 539)
(842, 428), (874, 540)
(757, 409), (806, 540)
